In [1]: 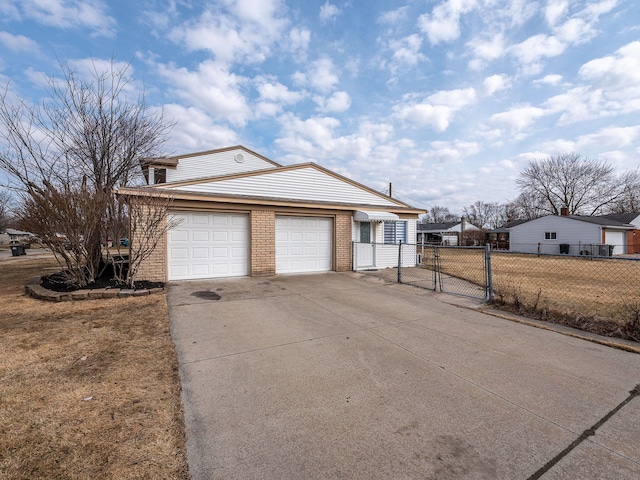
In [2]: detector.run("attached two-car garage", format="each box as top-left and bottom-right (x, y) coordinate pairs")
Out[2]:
(167, 212), (333, 280)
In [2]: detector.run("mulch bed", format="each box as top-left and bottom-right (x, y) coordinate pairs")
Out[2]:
(41, 263), (163, 292)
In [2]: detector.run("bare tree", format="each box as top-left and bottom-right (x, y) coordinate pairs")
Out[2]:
(462, 200), (507, 229)
(426, 205), (458, 223)
(516, 153), (630, 216)
(606, 170), (640, 214)
(0, 59), (171, 286)
(509, 191), (548, 221)
(117, 192), (181, 288)
(0, 189), (12, 232)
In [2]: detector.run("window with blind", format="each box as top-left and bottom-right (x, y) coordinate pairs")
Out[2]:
(383, 221), (407, 244)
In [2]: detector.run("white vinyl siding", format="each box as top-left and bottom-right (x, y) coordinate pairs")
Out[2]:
(167, 212), (248, 280)
(510, 216), (601, 255)
(170, 167), (400, 207)
(276, 216), (332, 273)
(166, 149), (277, 183)
(353, 219), (417, 270)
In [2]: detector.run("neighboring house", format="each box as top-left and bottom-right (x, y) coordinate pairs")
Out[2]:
(416, 219), (479, 246)
(117, 146), (424, 282)
(508, 210), (636, 255)
(5, 228), (34, 244)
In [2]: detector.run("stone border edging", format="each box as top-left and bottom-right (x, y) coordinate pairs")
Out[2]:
(25, 276), (164, 302)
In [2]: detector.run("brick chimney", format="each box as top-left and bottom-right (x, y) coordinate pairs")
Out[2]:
(560, 207), (569, 216)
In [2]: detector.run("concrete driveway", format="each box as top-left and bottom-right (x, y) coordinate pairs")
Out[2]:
(167, 272), (640, 480)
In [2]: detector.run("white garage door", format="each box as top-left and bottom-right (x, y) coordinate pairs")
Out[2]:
(276, 216), (332, 274)
(605, 230), (626, 255)
(168, 212), (248, 280)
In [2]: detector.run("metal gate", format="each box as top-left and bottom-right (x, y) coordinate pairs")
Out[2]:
(398, 244), (490, 300)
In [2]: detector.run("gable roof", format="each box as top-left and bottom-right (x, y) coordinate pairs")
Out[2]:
(598, 212), (640, 225)
(120, 154), (424, 215)
(508, 214), (635, 230)
(143, 145), (280, 169)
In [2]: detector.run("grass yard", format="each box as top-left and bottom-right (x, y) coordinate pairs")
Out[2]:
(0, 257), (188, 479)
(427, 247), (640, 339)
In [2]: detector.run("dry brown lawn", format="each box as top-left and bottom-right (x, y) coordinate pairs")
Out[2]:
(424, 247), (640, 338)
(0, 257), (188, 479)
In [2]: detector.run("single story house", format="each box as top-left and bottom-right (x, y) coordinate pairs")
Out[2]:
(117, 146), (424, 282)
(4, 228), (34, 244)
(416, 219), (479, 246)
(508, 210), (637, 255)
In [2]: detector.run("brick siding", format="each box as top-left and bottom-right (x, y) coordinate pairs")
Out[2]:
(334, 213), (353, 271)
(250, 210), (276, 276)
(131, 205), (167, 283)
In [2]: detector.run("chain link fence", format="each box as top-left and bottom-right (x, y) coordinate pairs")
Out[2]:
(369, 243), (640, 340)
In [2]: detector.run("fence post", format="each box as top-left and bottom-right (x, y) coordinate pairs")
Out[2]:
(397, 240), (402, 283)
(485, 244), (494, 302)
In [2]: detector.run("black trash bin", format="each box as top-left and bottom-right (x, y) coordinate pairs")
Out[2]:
(559, 243), (570, 254)
(11, 244), (26, 256)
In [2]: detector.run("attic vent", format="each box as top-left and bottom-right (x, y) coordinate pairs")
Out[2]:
(234, 153), (244, 163)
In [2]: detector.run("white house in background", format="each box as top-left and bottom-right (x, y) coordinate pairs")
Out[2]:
(117, 146), (424, 281)
(508, 211), (636, 255)
(416, 220), (479, 246)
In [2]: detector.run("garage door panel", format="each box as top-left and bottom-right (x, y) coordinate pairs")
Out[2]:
(168, 212), (248, 280)
(276, 216), (332, 274)
(171, 230), (188, 242)
(192, 231), (209, 242)
(192, 247), (210, 259)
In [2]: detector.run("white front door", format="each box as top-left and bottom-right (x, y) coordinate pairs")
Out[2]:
(167, 212), (249, 280)
(356, 222), (375, 268)
(276, 216), (332, 273)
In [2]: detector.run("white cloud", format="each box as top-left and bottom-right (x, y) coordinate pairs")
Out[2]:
(319, 2), (340, 24)
(287, 27), (311, 61)
(169, 1), (287, 64)
(579, 41), (640, 90)
(510, 34), (566, 73)
(575, 125), (640, 150)
(162, 104), (239, 153)
(424, 140), (481, 164)
(383, 34), (426, 73)
(489, 106), (546, 132)
(5, 0), (116, 36)
(378, 6), (409, 24)
(395, 87), (477, 132)
(157, 60), (250, 127)
(295, 57), (340, 93)
(418, 0), (477, 45)
(545, 0), (569, 27)
(315, 91), (351, 113)
(0, 32), (39, 53)
(540, 41), (640, 123)
(467, 33), (506, 70)
(254, 77), (305, 118)
(536, 74), (563, 85)
(482, 74), (509, 96)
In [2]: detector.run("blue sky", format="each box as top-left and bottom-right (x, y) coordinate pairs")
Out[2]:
(1, 0), (639, 213)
